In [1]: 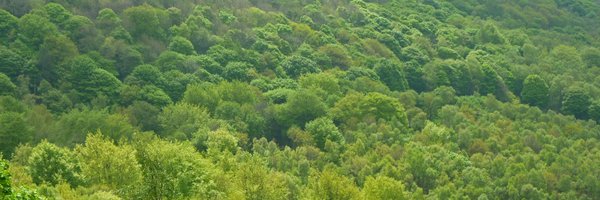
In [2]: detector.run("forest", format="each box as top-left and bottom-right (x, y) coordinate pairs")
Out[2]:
(1, 0), (600, 199)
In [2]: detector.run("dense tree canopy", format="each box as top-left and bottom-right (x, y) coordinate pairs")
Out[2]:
(1, 0), (600, 199)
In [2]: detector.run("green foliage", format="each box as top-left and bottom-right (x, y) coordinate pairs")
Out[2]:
(0, 9), (17, 44)
(521, 74), (549, 108)
(479, 64), (501, 96)
(0, 73), (16, 96)
(308, 169), (361, 200)
(2, 1), (600, 199)
(0, 47), (27, 80)
(562, 88), (591, 119)
(281, 55), (320, 79)
(1, 159), (42, 200)
(76, 133), (142, 198)
(38, 34), (79, 83)
(331, 92), (408, 127)
(168, 36), (195, 55)
(374, 60), (409, 91)
(28, 141), (81, 186)
(223, 61), (254, 82)
(96, 8), (121, 32)
(582, 47), (600, 67)
(362, 176), (407, 200)
(158, 103), (210, 140)
(477, 22), (506, 44)
(589, 101), (600, 122)
(64, 56), (121, 102)
(0, 111), (32, 158)
(49, 108), (135, 146)
(135, 137), (217, 199)
(18, 13), (59, 49)
(122, 4), (168, 40)
(1, 159), (11, 197)
(275, 90), (327, 129)
(305, 117), (344, 150)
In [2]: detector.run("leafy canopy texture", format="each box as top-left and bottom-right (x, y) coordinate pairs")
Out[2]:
(0, 0), (599, 199)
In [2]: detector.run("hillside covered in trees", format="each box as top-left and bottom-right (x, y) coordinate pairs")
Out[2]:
(1, 0), (600, 199)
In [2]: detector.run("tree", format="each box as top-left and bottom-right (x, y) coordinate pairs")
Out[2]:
(479, 64), (501, 96)
(374, 59), (409, 91)
(0, 9), (17, 44)
(96, 8), (121, 32)
(223, 61), (254, 82)
(38, 80), (72, 113)
(18, 13), (59, 49)
(0, 47), (27, 79)
(28, 141), (81, 186)
(281, 55), (320, 78)
(0, 111), (32, 157)
(121, 85), (172, 107)
(127, 101), (161, 132)
(135, 138), (217, 199)
(477, 22), (506, 44)
(0, 159), (41, 199)
(1, 159), (12, 197)
(63, 15), (101, 52)
(308, 169), (361, 200)
(42, 3), (72, 25)
(589, 101), (600, 122)
(50, 109), (135, 147)
(158, 103), (211, 140)
(363, 176), (407, 200)
(275, 90), (327, 129)
(76, 133), (143, 198)
(125, 64), (165, 86)
(64, 56), (122, 102)
(0, 73), (16, 96)
(331, 92), (408, 126)
(305, 117), (344, 150)
(548, 45), (584, 72)
(562, 88), (591, 119)
(122, 4), (169, 40)
(521, 74), (549, 108)
(399, 46), (430, 65)
(168, 36), (195, 55)
(161, 70), (199, 101)
(582, 47), (600, 67)
(38, 34), (79, 84)
(100, 37), (143, 79)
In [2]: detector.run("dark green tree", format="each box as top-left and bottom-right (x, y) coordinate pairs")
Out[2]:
(305, 117), (344, 150)
(122, 4), (169, 40)
(223, 62), (254, 82)
(0, 9), (17, 44)
(477, 22), (506, 44)
(64, 56), (122, 102)
(521, 74), (549, 108)
(582, 47), (600, 67)
(42, 3), (72, 25)
(275, 90), (327, 129)
(374, 59), (409, 91)
(589, 101), (600, 122)
(562, 88), (591, 119)
(38, 34), (79, 84)
(17, 13), (59, 49)
(0, 111), (32, 157)
(281, 55), (320, 78)
(168, 36), (195, 55)
(96, 8), (121, 32)
(479, 64), (500, 96)
(0, 73), (16, 96)
(0, 47), (26, 79)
